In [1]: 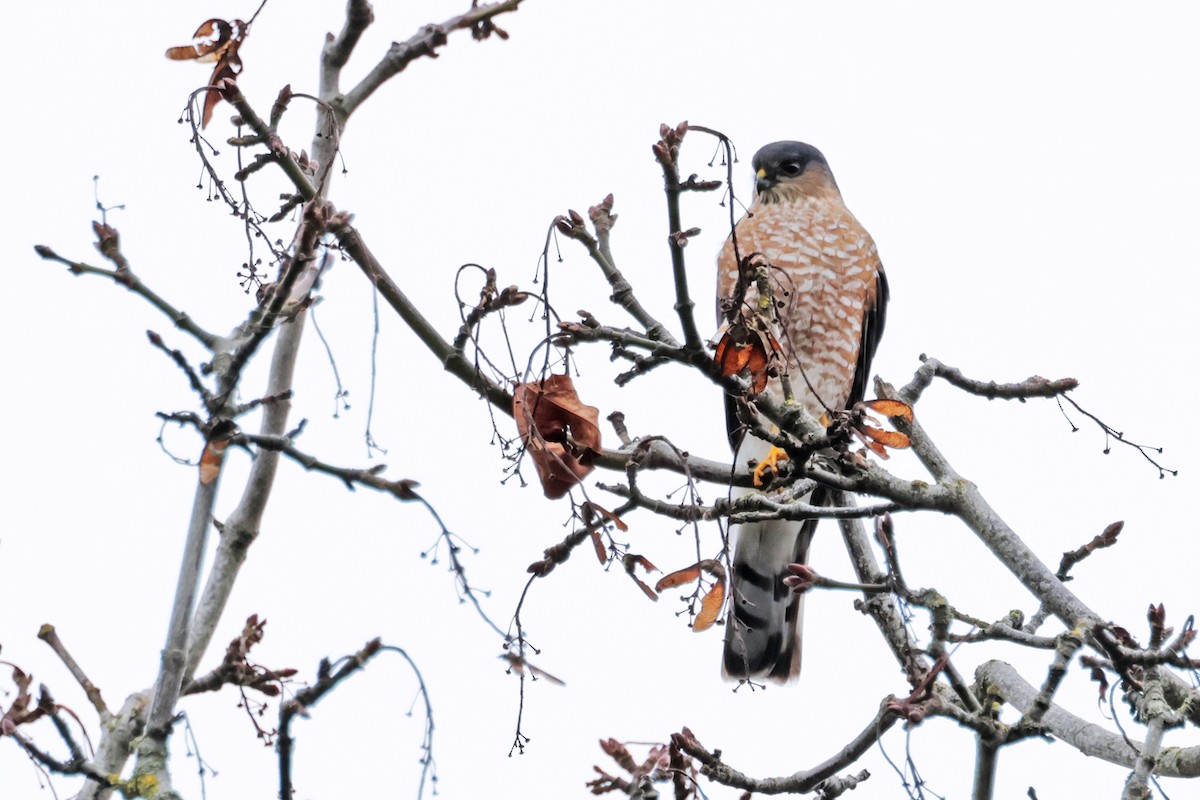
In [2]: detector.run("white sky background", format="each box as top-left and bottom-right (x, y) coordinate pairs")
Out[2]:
(4, 1), (1199, 798)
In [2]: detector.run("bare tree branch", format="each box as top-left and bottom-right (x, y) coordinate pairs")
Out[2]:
(33, 242), (218, 349)
(673, 701), (898, 795)
(37, 626), (107, 717)
(976, 660), (1200, 776)
(903, 356), (1078, 403)
(341, 0), (522, 116)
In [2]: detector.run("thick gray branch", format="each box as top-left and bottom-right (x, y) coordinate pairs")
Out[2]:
(977, 660), (1200, 777)
(184, 315), (306, 681)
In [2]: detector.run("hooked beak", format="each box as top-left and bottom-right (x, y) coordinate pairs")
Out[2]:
(755, 167), (773, 194)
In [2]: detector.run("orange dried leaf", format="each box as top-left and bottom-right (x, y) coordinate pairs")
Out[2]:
(654, 559), (726, 591)
(655, 560), (727, 630)
(693, 581), (725, 632)
(864, 399), (914, 422)
(862, 425), (911, 449)
(713, 334), (744, 374)
(512, 374), (602, 499)
(655, 565), (702, 592)
(714, 330), (769, 393)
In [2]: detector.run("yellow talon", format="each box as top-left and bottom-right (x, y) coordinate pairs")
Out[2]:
(752, 446), (789, 487)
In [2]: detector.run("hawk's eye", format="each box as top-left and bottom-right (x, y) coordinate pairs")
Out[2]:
(780, 161), (803, 176)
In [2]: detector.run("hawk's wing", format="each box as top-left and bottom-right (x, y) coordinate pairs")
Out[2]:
(849, 267), (889, 407)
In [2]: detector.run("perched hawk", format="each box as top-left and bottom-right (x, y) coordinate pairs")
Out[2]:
(717, 141), (888, 682)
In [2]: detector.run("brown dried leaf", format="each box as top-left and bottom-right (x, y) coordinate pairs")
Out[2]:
(199, 420), (239, 485)
(631, 576), (658, 602)
(503, 654), (565, 686)
(513, 374), (602, 499)
(528, 662), (565, 686)
(714, 329), (769, 393)
(625, 554), (659, 601)
(165, 19), (235, 61)
(165, 18), (249, 128)
(625, 554), (658, 574)
(585, 502), (629, 532)
(201, 57), (241, 129)
(590, 530), (607, 565)
(654, 565), (701, 592)
(1090, 666), (1109, 700)
(9, 665), (32, 711)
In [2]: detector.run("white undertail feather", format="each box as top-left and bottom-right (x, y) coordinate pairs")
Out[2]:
(722, 435), (813, 683)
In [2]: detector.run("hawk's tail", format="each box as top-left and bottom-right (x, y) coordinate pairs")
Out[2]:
(721, 513), (816, 683)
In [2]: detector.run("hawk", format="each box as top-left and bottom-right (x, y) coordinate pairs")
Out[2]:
(717, 141), (888, 682)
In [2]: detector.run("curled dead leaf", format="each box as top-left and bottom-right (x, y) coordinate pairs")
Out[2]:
(848, 401), (913, 459)
(714, 327), (770, 394)
(863, 398), (914, 423)
(166, 18), (250, 128)
(513, 375), (602, 499)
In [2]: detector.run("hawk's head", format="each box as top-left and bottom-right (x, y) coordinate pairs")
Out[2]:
(751, 141), (840, 204)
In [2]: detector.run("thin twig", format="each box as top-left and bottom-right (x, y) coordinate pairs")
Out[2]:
(37, 626), (107, 716)
(650, 122), (704, 350)
(33, 244), (218, 348)
(341, 0), (524, 116)
(278, 639), (385, 800)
